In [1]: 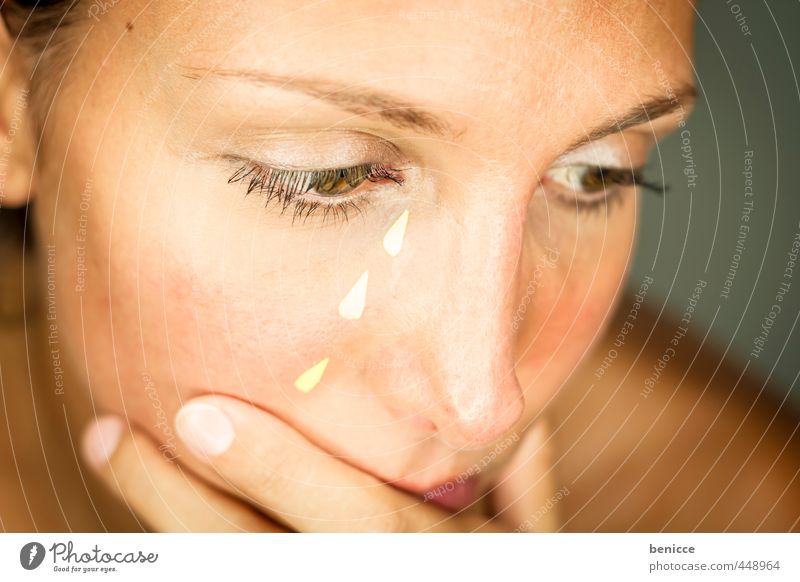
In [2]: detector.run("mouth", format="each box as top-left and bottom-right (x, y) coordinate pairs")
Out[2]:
(215, 391), (491, 512)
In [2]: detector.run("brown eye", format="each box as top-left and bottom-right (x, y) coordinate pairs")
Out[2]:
(546, 165), (639, 193)
(541, 164), (647, 215)
(313, 167), (369, 196)
(227, 159), (404, 225)
(579, 167), (638, 192)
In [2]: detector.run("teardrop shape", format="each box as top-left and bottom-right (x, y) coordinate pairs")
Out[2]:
(294, 357), (330, 393)
(383, 209), (409, 257)
(338, 270), (369, 320)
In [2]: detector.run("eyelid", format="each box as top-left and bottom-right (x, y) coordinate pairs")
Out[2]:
(211, 128), (406, 170)
(551, 130), (653, 170)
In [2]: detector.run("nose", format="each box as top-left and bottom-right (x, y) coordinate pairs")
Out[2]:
(382, 183), (528, 449)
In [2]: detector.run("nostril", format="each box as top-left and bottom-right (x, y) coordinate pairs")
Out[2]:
(385, 402), (438, 432)
(408, 413), (437, 432)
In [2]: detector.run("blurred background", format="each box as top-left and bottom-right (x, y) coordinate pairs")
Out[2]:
(633, 0), (799, 404)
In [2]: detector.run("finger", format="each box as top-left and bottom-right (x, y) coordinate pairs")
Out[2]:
(174, 396), (504, 532)
(81, 415), (285, 532)
(492, 418), (562, 532)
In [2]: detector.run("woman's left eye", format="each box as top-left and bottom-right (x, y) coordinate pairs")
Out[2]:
(227, 159), (404, 224)
(542, 165), (662, 213)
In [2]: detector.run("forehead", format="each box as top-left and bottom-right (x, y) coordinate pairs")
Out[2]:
(118, 0), (694, 152)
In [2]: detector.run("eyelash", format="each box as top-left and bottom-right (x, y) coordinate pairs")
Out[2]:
(227, 159), (404, 224)
(543, 166), (666, 214)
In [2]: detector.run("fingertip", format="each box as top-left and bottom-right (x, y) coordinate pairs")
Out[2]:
(82, 415), (124, 470)
(175, 401), (235, 458)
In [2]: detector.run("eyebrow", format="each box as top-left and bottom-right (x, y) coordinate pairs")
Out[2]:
(181, 65), (695, 148)
(180, 66), (453, 137)
(561, 85), (697, 155)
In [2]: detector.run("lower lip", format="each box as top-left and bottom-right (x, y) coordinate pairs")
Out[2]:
(421, 476), (480, 512)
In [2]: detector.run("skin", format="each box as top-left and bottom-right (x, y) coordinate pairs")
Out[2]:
(0, 0), (699, 530)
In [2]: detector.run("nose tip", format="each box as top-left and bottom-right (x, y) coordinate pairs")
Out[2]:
(438, 394), (525, 450)
(428, 340), (526, 449)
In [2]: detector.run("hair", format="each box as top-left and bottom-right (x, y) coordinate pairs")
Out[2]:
(2, 1), (79, 48)
(2, 0), (82, 104)
(0, 1), (80, 246)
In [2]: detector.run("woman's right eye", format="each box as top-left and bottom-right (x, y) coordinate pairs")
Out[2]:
(227, 160), (405, 224)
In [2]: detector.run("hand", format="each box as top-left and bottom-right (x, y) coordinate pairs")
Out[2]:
(82, 395), (554, 532)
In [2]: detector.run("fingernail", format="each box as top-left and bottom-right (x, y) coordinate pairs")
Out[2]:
(175, 401), (235, 458)
(82, 416), (123, 469)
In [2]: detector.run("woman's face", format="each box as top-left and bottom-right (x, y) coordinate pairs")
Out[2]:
(35, 1), (694, 498)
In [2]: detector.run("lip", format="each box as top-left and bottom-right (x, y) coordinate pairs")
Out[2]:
(395, 475), (481, 512)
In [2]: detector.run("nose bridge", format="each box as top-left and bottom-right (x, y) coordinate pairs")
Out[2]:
(420, 184), (528, 447)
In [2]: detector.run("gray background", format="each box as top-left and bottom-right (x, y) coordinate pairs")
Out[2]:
(631, 0), (799, 403)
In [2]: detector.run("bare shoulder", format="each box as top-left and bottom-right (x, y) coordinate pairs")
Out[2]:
(550, 296), (800, 532)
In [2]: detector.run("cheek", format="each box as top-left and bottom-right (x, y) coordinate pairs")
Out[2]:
(141, 191), (431, 406)
(516, 193), (638, 401)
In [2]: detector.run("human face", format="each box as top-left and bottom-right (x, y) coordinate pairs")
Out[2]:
(35, 0), (694, 503)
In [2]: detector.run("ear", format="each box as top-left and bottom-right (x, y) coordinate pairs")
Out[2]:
(0, 16), (37, 208)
